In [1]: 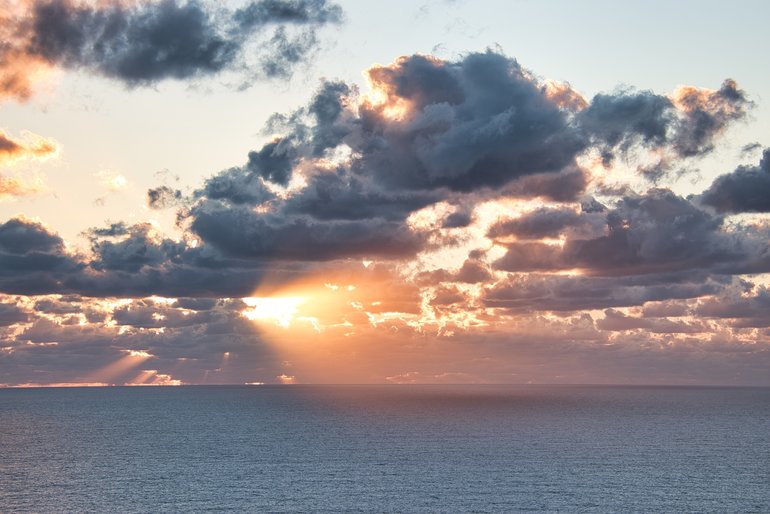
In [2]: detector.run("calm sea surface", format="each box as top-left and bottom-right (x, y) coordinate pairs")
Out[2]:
(0, 385), (768, 512)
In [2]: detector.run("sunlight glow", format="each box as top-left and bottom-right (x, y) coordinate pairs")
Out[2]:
(242, 296), (306, 328)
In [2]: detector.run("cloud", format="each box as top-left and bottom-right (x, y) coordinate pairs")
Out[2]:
(0, 0), (343, 101)
(190, 203), (426, 260)
(487, 206), (599, 240)
(0, 216), (67, 255)
(1, 49), (770, 385)
(0, 217), (267, 297)
(0, 293), (281, 386)
(500, 167), (589, 202)
(172, 52), (596, 264)
(147, 185), (183, 209)
(577, 80), (750, 178)
(596, 308), (706, 334)
(358, 52), (585, 191)
(699, 148), (770, 213)
(695, 284), (770, 328)
(0, 129), (59, 164)
(0, 128), (59, 199)
(492, 188), (755, 278)
(578, 89), (673, 161)
(1, 52), (765, 299)
(669, 80), (749, 157)
(2, 51), (767, 302)
(0, 175), (42, 199)
(483, 272), (723, 313)
(0, 301), (29, 326)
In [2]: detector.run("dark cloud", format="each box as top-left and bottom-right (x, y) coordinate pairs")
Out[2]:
(190, 203), (426, 260)
(577, 80), (749, 170)
(263, 80), (355, 159)
(500, 167), (589, 202)
(0, 218), (268, 298)
(280, 171), (439, 221)
(186, 82), (354, 205)
(641, 300), (690, 318)
(147, 186), (183, 210)
(563, 189), (738, 276)
(172, 297), (219, 311)
(175, 52), (751, 283)
(86, 222), (130, 238)
(493, 189), (749, 277)
(0, 217), (64, 254)
(357, 52), (586, 191)
(1, 52), (761, 308)
(699, 148), (770, 213)
(454, 259), (493, 284)
(740, 142), (763, 156)
(671, 80), (749, 157)
(442, 209), (473, 228)
(578, 89), (673, 163)
(483, 272), (722, 313)
(177, 52), (602, 269)
(258, 26), (319, 79)
(695, 285), (770, 328)
(33, 297), (82, 315)
(0, 218), (83, 295)
(596, 309), (705, 334)
(487, 207), (594, 240)
(305, 80), (354, 154)
(0, 302), (29, 326)
(245, 138), (296, 185)
(197, 167), (276, 205)
(87, 223), (186, 273)
(493, 242), (564, 273)
(2, 0), (342, 99)
(112, 299), (217, 328)
(30, 0), (237, 82)
(3, 49), (770, 388)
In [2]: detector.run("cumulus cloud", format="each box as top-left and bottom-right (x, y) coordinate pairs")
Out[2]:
(578, 80), (750, 180)
(0, 0), (343, 101)
(1, 49), (769, 385)
(190, 203), (426, 260)
(699, 148), (770, 213)
(3, 51), (766, 299)
(0, 301), (29, 325)
(0, 217), (83, 294)
(491, 188), (765, 280)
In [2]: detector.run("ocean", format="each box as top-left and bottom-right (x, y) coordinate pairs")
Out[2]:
(1, 385), (768, 512)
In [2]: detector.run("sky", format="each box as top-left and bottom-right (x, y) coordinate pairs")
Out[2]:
(1, 0), (770, 386)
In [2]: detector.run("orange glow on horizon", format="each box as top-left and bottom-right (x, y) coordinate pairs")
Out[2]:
(0, 382), (111, 388)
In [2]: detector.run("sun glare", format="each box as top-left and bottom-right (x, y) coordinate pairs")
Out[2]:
(241, 296), (306, 327)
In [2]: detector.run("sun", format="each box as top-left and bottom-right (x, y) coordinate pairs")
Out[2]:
(241, 296), (306, 328)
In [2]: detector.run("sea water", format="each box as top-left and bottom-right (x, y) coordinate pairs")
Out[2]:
(1, 385), (768, 512)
